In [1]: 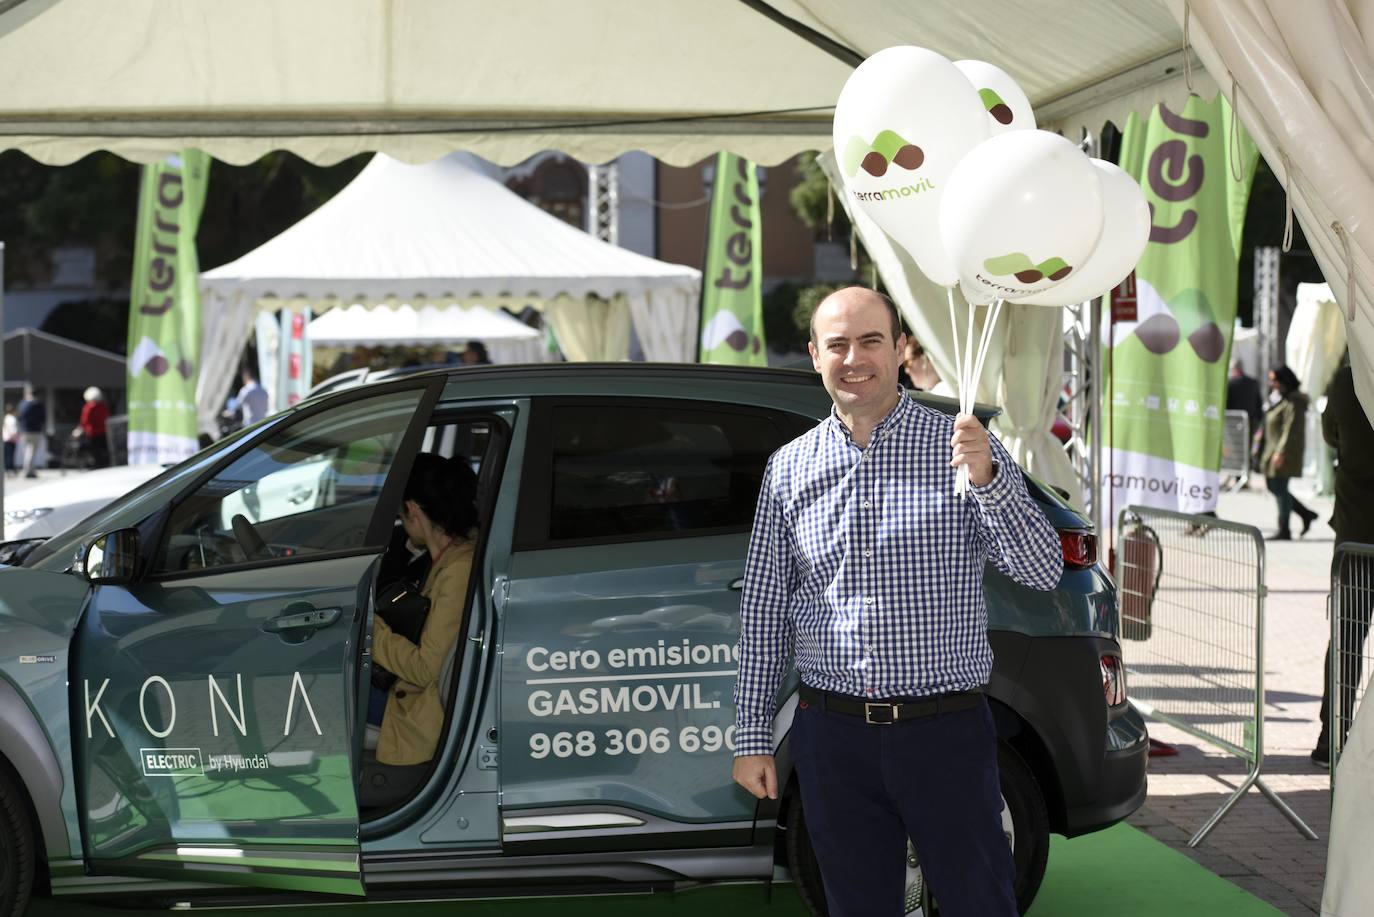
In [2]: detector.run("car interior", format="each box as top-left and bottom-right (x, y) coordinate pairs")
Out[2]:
(356, 415), (504, 816)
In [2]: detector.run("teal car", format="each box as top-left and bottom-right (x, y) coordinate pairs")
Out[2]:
(0, 365), (1146, 916)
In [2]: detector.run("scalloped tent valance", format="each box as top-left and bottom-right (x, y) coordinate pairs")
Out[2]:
(0, 0), (1195, 167)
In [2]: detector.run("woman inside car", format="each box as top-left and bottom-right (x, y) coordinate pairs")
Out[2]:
(369, 453), (479, 765)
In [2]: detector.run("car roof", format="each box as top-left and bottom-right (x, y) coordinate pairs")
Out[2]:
(326, 362), (1000, 420)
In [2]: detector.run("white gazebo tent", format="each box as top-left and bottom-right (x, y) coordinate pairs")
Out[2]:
(197, 153), (701, 435)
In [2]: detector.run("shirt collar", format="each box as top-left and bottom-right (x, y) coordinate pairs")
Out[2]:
(827, 388), (912, 446)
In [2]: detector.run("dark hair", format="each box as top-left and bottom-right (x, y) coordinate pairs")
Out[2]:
(466, 341), (490, 362)
(1269, 365), (1301, 397)
(404, 453), (479, 537)
(809, 287), (902, 344)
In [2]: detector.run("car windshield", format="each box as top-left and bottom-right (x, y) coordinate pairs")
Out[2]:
(22, 421), (264, 570)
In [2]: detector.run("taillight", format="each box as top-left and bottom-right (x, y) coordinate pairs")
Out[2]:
(1060, 530), (1097, 569)
(1101, 654), (1127, 706)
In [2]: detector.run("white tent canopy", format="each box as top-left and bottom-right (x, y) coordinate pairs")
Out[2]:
(197, 153), (701, 434)
(0, 0), (1198, 167)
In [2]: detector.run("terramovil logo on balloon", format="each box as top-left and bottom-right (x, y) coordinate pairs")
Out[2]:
(972, 252), (1076, 298)
(842, 131), (935, 202)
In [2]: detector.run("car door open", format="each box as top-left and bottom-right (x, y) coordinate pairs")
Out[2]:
(69, 382), (438, 896)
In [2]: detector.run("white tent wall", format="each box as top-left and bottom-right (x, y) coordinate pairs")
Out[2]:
(543, 295), (633, 363)
(1287, 282), (1348, 490)
(1170, 0), (1374, 431)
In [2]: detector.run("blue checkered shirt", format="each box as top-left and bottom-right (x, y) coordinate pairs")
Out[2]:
(732, 391), (1062, 757)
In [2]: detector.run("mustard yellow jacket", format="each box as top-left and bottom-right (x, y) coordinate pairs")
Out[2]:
(373, 540), (473, 765)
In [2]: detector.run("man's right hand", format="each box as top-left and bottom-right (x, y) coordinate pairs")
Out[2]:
(732, 754), (778, 800)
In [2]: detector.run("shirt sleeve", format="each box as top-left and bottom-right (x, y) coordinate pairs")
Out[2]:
(374, 552), (472, 688)
(733, 455), (795, 758)
(968, 433), (1063, 591)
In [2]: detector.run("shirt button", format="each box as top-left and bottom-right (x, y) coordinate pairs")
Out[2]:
(864, 596), (874, 605)
(863, 549), (872, 558)
(862, 500), (871, 508)
(866, 643), (876, 654)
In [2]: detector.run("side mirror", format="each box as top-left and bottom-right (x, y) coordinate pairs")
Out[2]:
(83, 529), (139, 585)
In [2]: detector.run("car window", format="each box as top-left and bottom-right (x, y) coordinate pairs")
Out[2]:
(543, 403), (794, 543)
(154, 389), (422, 573)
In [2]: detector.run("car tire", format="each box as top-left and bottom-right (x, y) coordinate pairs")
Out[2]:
(784, 743), (1050, 916)
(0, 765), (37, 917)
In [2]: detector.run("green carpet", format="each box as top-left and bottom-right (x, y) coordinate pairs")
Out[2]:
(1027, 824), (1286, 917)
(29, 824), (1285, 916)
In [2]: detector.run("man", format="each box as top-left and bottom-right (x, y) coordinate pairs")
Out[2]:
(1312, 361), (1374, 766)
(731, 287), (1061, 916)
(16, 385), (46, 479)
(232, 368), (270, 426)
(1227, 359), (1263, 434)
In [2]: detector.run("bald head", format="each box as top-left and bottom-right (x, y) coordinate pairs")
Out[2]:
(809, 287), (902, 344)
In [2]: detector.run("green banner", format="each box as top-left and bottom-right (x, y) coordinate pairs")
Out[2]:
(699, 153), (766, 364)
(1106, 96), (1257, 513)
(126, 150), (210, 464)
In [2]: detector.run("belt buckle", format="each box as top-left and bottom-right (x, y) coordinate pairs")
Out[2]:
(864, 701), (897, 724)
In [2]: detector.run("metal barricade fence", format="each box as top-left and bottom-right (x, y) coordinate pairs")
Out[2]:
(1116, 506), (1317, 847)
(1220, 409), (1250, 490)
(1330, 543), (1374, 772)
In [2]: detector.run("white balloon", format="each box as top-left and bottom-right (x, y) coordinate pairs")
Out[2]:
(833, 46), (989, 287)
(1016, 160), (1151, 307)
(954, 60), (1035, 136)
(939, 130), (1105, 304)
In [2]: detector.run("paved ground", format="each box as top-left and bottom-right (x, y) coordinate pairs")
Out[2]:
(1126, 478), (1339, 916)
(1, 468), (1345, 914)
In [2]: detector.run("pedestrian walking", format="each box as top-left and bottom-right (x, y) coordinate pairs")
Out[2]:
(1311, 361), (1374, 766)
(2, 403), (17, 475)
(16, 385), (46, 479)
(77, 386), (111, 468)
(231, 368), (270, 427)
(1260, 365), (1318, 540)
(731, 287), (1062, 916)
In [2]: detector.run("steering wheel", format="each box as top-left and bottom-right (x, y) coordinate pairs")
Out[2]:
(230, 514), (270, 561)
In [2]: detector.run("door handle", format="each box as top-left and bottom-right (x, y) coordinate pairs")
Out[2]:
(728, 577), (745, 591)
(262, 604), (342, 635)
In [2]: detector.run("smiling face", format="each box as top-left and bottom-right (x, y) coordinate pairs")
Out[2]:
(808, 289), (905, 424)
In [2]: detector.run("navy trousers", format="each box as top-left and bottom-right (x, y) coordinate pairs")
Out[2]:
(791, 692), (1017, 917)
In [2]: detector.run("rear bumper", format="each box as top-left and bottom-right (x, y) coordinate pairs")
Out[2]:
(1063, 705), (1149, 836)
(989, 631), (1149, 839)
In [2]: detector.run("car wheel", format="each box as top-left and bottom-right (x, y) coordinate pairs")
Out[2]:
(0, 765), (37, 917)
(784, 743), (1049, 916)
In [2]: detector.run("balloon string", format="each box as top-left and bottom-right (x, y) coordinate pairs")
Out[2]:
(947, 287), (964, 407)
(963, 297), (976, 415)
(959, 294), (980, 498)
(971, 298), (1005, 394)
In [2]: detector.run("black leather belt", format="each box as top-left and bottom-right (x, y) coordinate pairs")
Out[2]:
(799, 684), (984, 724)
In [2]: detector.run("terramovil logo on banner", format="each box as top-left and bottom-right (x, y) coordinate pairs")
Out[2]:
(126, 150), (211, 465)
(1106, 98), (1257, 516)
(699, 153), (767, 365)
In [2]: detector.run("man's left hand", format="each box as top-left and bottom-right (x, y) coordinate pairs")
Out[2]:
(950, 414), (994, 487)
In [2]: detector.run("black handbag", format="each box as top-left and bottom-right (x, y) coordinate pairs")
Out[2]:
(371, 579), (431, 691)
